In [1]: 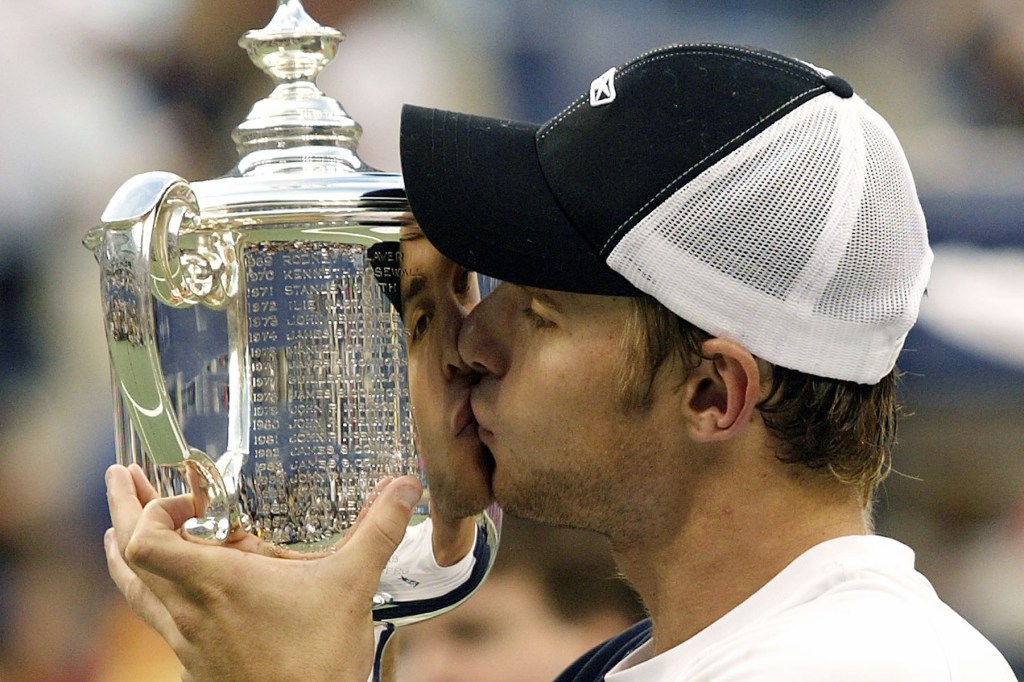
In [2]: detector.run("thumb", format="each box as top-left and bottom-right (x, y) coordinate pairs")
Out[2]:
(335, 475), (423, 582)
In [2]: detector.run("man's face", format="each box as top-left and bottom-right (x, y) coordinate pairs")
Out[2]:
(457, 284), (684, 541)
(400, 228), (494, 520)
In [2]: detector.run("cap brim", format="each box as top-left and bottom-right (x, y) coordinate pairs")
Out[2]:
(400, 104), (640, 295)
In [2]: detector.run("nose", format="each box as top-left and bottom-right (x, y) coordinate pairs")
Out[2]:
(441, 299), (477, 383)
(457, 283), (509, 378)
(442, 322), (475, 384)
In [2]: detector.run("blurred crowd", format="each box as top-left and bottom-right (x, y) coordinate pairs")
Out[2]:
(1, 1), (1022, 680)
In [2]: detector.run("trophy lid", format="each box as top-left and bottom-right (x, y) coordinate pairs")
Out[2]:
(190, 0), (407, 222)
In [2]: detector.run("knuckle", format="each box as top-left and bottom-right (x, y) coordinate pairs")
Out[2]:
(122, 574), (150, 609)
(174, 612), (205, 644)
(367, 509), (408, 552)
(123, 534), (152, 569)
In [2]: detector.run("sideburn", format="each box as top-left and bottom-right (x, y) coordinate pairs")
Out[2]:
(616, 296), (709, 414)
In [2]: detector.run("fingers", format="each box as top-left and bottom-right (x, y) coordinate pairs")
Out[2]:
(105, 465), (197, 656)
(106, 474), (211, 628)
(107, 464), (200, 575)
(107, 464), (146, 552)
(123, 494), (204, 581)
(222, 529), (307, 559)
(128, 463), (160, 505)
(107, 463), (170, 546)
(334, 475), (423, 585)
(104, 528), (184, 649)
(108, 463), (205, 589)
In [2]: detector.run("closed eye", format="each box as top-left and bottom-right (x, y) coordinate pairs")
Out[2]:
(522, 303), (555, 328)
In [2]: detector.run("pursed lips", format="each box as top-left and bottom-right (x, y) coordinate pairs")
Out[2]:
(452, 395), (477, 436)
(467, 390), (496, 445)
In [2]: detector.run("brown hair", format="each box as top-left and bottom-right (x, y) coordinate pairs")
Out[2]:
(619, 295), (899, 506)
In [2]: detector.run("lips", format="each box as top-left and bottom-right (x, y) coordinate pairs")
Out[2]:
(476, 425), (495, 446)
(452, 396), (477, 437)
(468, 391), (496, 445)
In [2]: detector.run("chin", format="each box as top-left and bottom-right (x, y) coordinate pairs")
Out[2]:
(427, 450), (495, 518)
(490, 471), (579, 529)
(431, 485), (493, 519)
(490, 471), (528, 518)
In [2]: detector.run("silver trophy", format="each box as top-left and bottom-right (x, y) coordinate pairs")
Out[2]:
(84, 0), (498, 624)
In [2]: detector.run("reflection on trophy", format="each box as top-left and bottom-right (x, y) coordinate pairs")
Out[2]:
(83, 0), (498, 624)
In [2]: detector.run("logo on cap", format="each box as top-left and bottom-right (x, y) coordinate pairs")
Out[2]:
(590, 67), (617, 107)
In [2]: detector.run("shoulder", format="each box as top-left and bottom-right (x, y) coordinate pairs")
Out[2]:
(696, 572), (1015, 680)
(553, 619), (652, 682)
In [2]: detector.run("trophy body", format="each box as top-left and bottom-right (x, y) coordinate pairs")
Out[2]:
(85, 0), (498, 623)
(96, 173), (415, 548)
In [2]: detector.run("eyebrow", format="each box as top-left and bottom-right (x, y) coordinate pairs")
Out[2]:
(401, 274), (427, 314)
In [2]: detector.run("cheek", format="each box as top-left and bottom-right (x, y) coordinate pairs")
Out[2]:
(512, 344), (622, 422)
(408, 330), (447, 397)
(494, 355), (625, 477)
(408, 367), (428, 421)
(408, 361), (443, 440)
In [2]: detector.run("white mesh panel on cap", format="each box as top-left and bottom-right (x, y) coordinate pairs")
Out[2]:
(607, 95), (931, 384)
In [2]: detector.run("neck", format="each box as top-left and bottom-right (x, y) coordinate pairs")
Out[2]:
(610, 457), (868, 656)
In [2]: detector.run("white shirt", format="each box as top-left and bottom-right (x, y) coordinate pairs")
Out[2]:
(378, 518), (478, 602)
(607, 535), (1015, 681)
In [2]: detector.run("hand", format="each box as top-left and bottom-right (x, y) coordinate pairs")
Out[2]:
(104, 463), (422, 682)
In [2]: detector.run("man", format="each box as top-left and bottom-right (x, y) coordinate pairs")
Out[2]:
(103, 227), (489, 681)
(106, 44), (1016, 680)
(396, 226), (492, 541)
(397, 42), (1014, 680)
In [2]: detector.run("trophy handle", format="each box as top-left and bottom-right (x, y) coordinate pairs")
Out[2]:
(89, 172), (241, 541)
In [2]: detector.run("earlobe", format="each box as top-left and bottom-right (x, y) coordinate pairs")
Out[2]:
(686, 338), (761, 442)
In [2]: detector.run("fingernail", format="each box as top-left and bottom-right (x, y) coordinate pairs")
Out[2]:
(395, 483), (422, 511)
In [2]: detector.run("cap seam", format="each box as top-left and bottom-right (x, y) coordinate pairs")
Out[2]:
(539, 44), (824, 142)
(631, 42), (825, 82)
(599, 84), (828, 254)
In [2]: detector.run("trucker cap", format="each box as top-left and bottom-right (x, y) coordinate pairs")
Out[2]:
(399, 43), (932, 384)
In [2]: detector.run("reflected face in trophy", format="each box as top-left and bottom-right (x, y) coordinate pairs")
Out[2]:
(401, 227), (494, 520)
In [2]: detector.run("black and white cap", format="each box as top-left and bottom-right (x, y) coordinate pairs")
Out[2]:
(399, 43), (932, 385)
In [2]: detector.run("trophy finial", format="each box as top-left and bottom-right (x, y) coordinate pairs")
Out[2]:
(238, 0), (343, 83)
(232, 0), (368, 175)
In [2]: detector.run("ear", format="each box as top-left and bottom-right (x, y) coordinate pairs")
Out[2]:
(684, 338), (761, 442)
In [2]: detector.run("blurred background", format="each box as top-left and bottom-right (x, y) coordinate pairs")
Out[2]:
(1, 0), (1022, 679)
